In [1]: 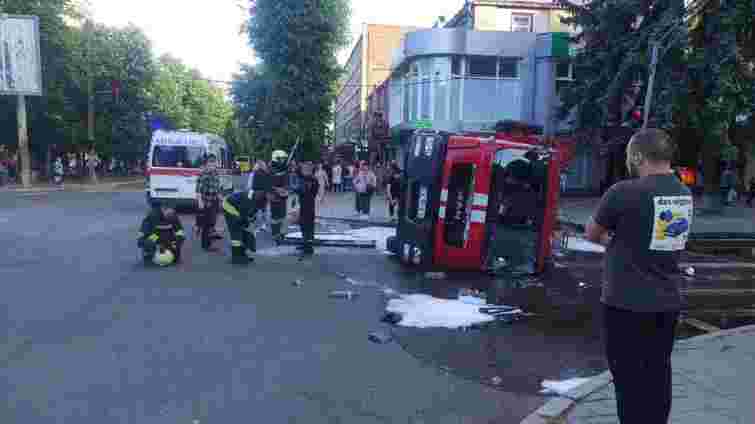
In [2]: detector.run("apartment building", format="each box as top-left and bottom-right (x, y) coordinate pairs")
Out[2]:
(334, 24), (418, 148)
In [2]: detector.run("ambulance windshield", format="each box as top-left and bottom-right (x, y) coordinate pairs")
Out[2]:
(152, 145), (205, 168)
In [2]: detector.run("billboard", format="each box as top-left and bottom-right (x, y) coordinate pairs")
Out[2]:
(0, 15), (42, 96)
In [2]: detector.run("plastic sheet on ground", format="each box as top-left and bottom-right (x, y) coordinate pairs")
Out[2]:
(284, 227), (395, 250)
(539, 377), (592, 395)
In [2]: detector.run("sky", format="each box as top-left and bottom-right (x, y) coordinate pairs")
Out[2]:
(89, 0), (464, 83)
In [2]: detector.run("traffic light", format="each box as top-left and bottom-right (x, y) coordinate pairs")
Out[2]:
(111, 80), (122, 103)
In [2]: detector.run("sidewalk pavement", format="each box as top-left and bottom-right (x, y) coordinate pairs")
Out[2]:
(522, 325), (755, 424)
(0, 176), (144, 193)
(316, 190), (393, 225)
(560, 196), (755, 235)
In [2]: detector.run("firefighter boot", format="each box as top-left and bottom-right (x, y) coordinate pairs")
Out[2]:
(231, 246), (250, 265)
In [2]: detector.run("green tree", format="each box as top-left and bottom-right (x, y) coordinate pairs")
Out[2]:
(0, 0), (77, 184)
(148, 55), (233, 136)
(243, 0), (350, 160)
(559, 0), (753, 202)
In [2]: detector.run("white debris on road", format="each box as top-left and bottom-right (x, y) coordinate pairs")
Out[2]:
(285, 227), (396, 251)
(539, 377), (592, 395)
(385, 294), (495, 329)
(565, 237), (605, 253)
(344, 227), (396, 251)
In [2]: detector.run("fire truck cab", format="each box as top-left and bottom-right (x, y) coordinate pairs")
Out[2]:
(387, 125), (567, 275)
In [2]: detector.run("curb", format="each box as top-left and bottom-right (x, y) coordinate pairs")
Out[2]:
(1, 179), (143, 193)
(519, 323), (755, 424)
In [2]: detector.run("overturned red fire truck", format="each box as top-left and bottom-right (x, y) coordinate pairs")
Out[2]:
(387, 122), (574, 275)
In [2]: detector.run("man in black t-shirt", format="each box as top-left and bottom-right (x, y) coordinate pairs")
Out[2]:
(586, 129), (693, 424)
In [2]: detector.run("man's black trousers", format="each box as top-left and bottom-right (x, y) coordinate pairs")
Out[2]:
(603, 304), (679, 424)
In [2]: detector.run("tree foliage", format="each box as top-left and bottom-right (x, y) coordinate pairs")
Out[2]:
(0, 0), (234, 171)
(148, 55), (233, 136)
(558, 0), (754, 190)
(241, 0), (350, 160)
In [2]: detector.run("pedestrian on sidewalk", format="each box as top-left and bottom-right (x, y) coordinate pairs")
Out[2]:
(586, 129), (692, 424)
(0, 159), (8, 187)
(720, 164), (737, 206)
(315, 163), (329, 204)
(344, 163), (354, 192)
(386, 162), (402, 221)
(747, 176), (755, 207)
(53, 157), (65, 187)
(354, 161), (377, 219)
(87, 153), (99, 184)
(332, 161), (343, 193)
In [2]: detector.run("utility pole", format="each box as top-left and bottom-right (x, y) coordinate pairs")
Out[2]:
(17, 94), (31, 187)
(643, 43), (659, 129)
(85, 19), (95, 166)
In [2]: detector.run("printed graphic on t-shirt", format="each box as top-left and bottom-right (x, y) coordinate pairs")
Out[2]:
(650, 196), (693, 251)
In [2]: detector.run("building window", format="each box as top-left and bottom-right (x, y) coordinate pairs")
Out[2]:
(451, 56), (463, 76)
(468, 56), (498, 78)
(556, 62), (573, 80)
(499, 60), (519, 78)
(511, 13), (533, 32)
(556, 61), (574, 94)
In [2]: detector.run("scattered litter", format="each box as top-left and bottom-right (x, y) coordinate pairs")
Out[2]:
(685, 266), (695, 276)
(367, 331), (392, 344)
(577, 282), (587, 288)
(345, 277), (362, 286)
(540, 377), (592, 395)
(459, 295), (486, 305)
(382, 287), (399, 298)
(336, 272), (347, 278)
(329, 290), (359, 300)
(385, 294), (495, 329)
(380, 311), (403, 325)
(292, 279), (303, 287)
(193, 420), (200, 424)
(424, 272), (446, 280)
(490, 376), (502, 385)
(565, 237), (605, 253)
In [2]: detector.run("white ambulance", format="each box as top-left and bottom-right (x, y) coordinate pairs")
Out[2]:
(146, 130), (234, 206)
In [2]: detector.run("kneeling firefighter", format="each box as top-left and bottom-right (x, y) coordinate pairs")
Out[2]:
(138, 200), (186, 266)
(270, 149), (289, 243)
(223, 189), (267, 264)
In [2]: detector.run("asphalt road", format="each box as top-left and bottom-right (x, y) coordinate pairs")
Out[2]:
(1, 190), (551, 423)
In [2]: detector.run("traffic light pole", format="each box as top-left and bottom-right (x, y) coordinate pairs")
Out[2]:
(642, 43), (659, 129)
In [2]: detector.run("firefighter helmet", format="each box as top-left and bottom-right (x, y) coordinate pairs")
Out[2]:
(153, 248), (175, 266)
(272, 150), (287, 163)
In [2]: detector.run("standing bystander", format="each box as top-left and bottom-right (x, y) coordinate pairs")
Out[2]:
(386, 162), (402, 221)
(585, 129), (693, 424)
(353, 161), (377, 219)
(196, 154), (223, 250)
(746, 176), (755, 207)
(332, 161), (343, 193)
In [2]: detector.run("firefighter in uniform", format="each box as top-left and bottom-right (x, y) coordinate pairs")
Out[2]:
(223, 189), (266, 264)
(196, 154), (222, 250)
(138, 199), (186, 266)
(295, 161), (319, 255)
(269, 150), (290, 243)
